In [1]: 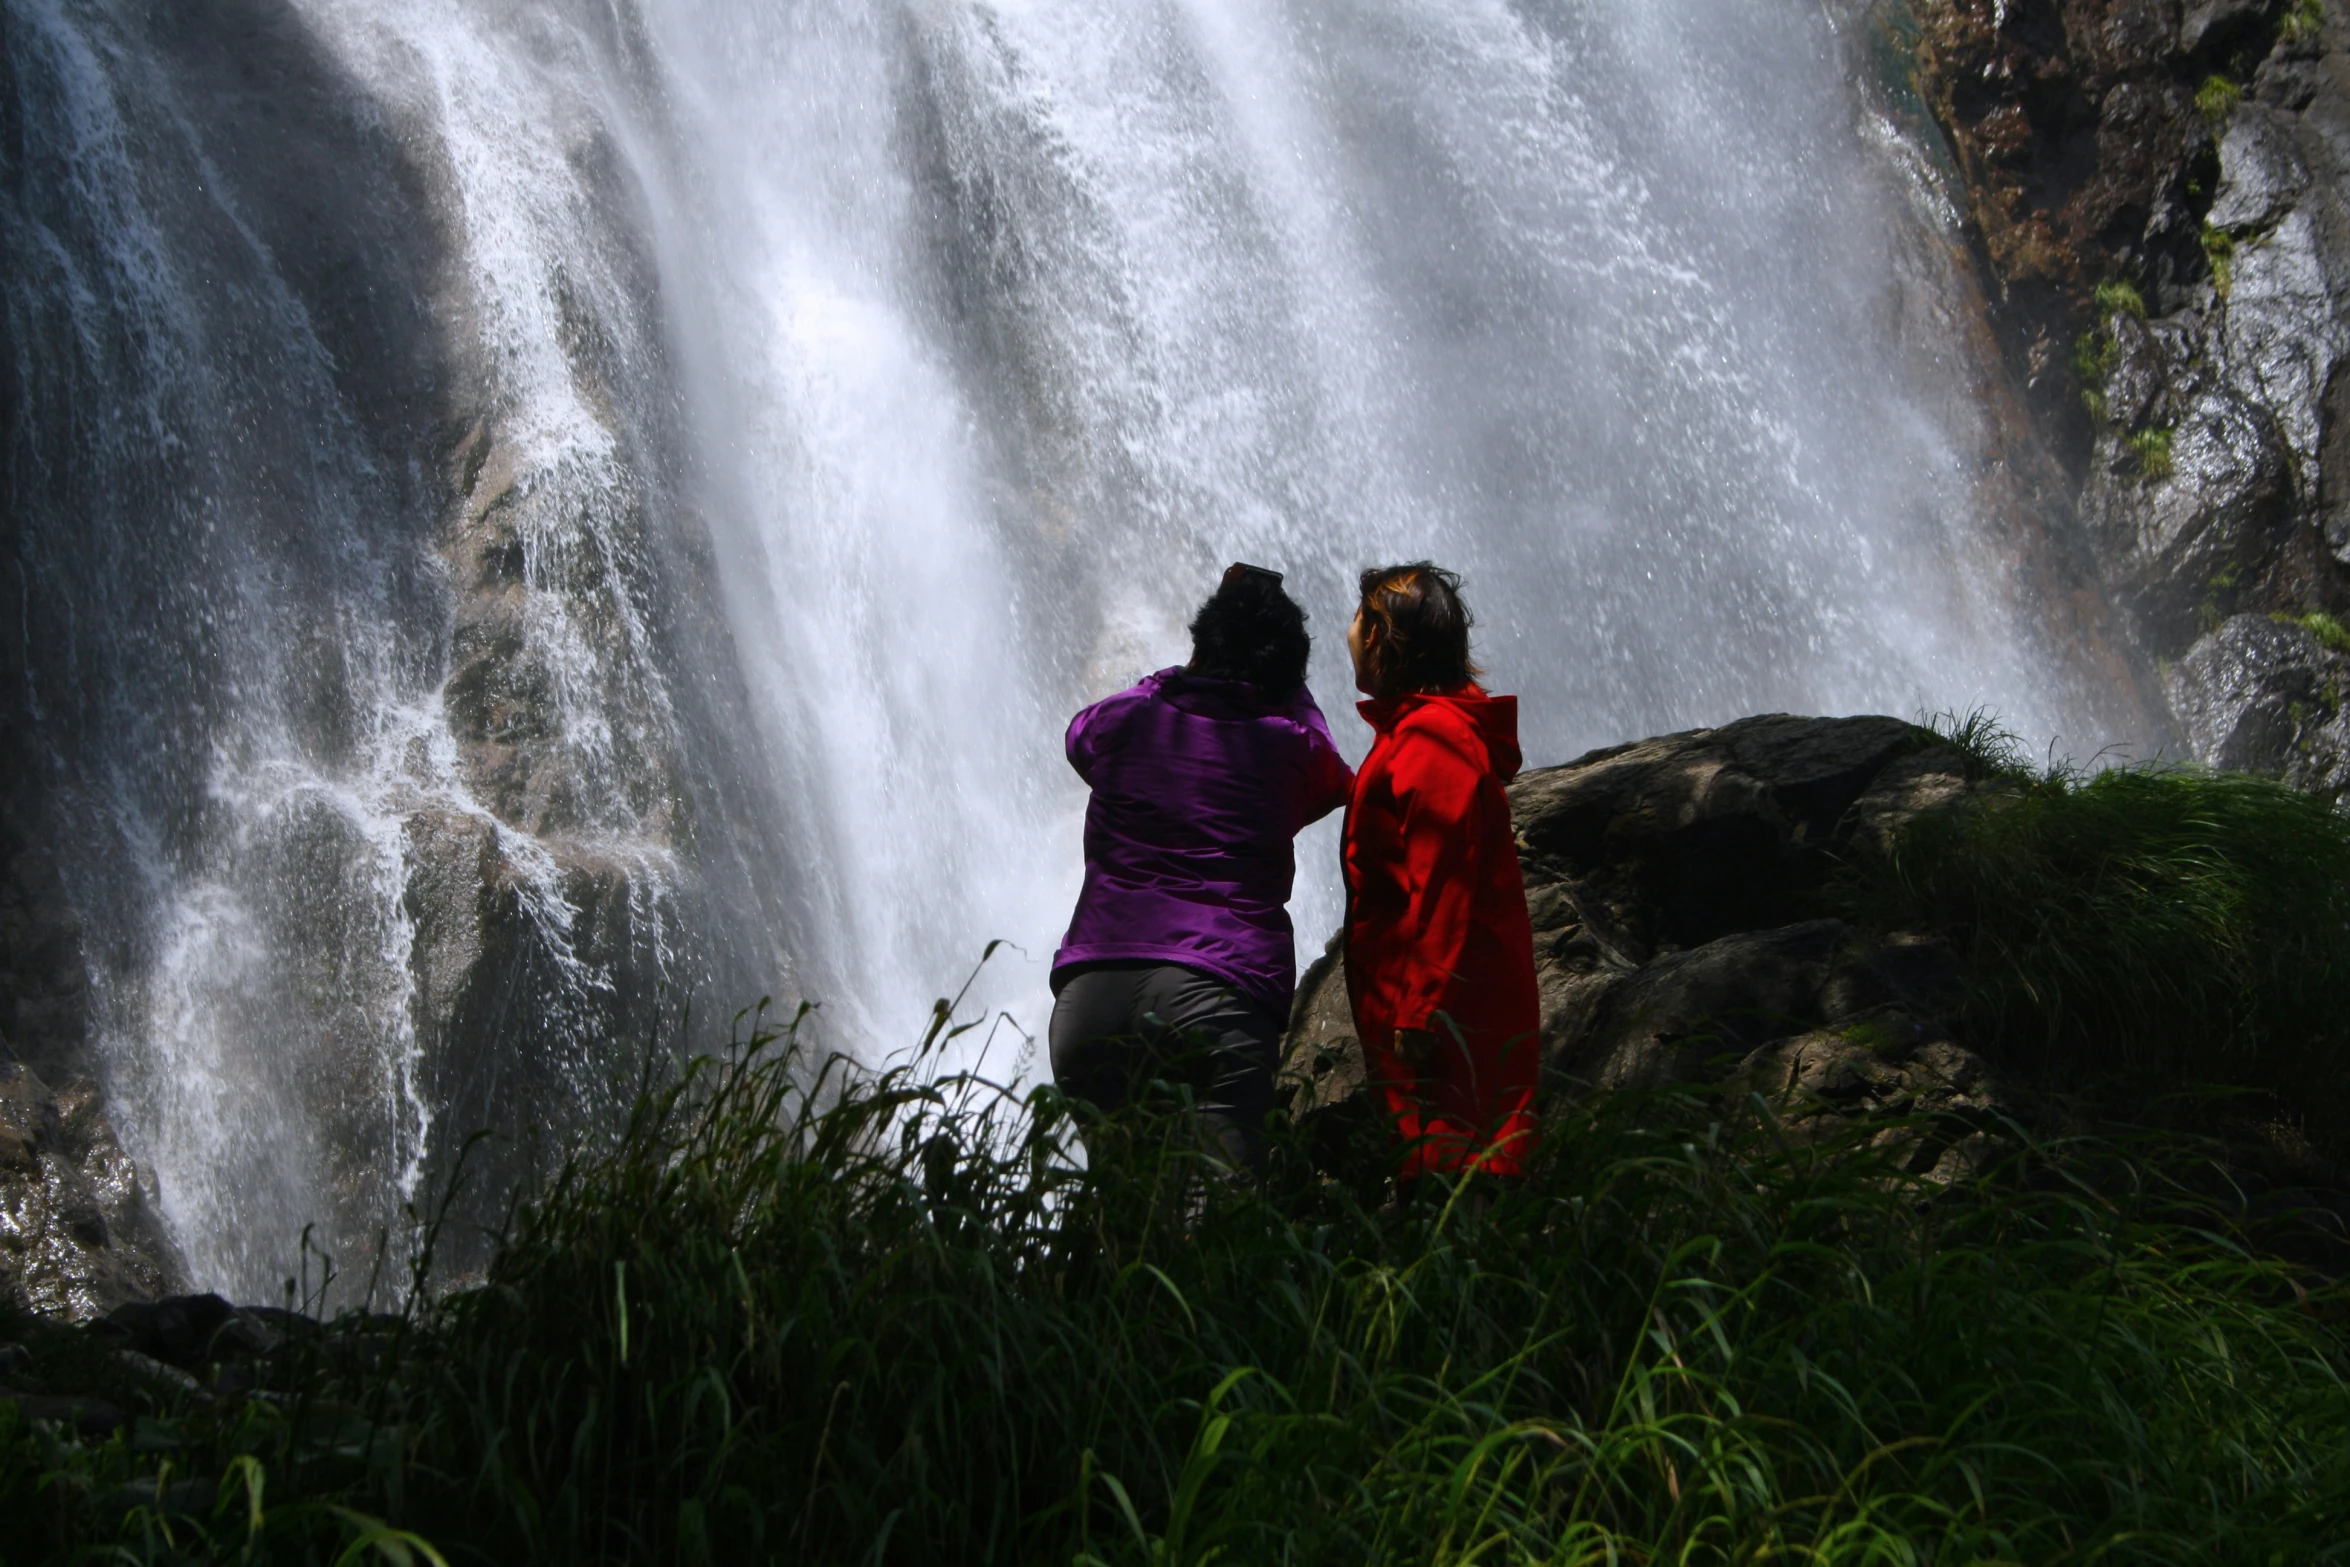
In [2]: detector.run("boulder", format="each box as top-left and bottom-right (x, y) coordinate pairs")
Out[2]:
(0, 1388), (128, 1440)
(1507, 714), (1937, 953)
(2166, 612), (2350, 799)
(1734, 1031), (2008, 1185)
(1557, 920), (1852, 1093)
(0, 1056), (181, 1319)
(90, 1292), (281, 1368)
(1282, 715), (2000, 1167)
(1552, 920), (1967, 1093)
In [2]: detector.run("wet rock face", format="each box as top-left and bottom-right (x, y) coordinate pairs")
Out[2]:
(1908, 0), (2279, 437)
(0, 1056), (181, 1320)
(2078, 308), (2300, 637)
(395, 802), (678, 1244)
(1916, 0), (2227, 306)
(2167, 611), (2350, 794)
(1916, 0), (2350, 763)
(1283, 715), (2004, 1168)
(2099, 31), (2350, 715)
(2074, 48), (2350, 643)
(0, 0), (780, 1290)
(0, 796), (179, 1318)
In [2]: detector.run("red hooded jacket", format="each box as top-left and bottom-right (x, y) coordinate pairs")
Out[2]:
(1343, 685), (1541, 1179)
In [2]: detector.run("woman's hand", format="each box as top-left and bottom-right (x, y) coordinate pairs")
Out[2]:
(1394, 1027), (1438, 1071)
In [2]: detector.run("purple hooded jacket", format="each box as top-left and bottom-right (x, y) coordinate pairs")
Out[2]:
(1053, 668), (1354, 1018)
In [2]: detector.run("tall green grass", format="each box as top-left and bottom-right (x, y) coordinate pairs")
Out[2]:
(8, 1008), (2349, 1564)
(1838, 729), (2350, 1133)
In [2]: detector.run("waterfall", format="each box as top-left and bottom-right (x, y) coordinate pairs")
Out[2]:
(0, 0), (2143, 1298)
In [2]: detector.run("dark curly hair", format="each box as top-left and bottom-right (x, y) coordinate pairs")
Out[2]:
(1355, 561), (1480, 697)
(1189, 564), (1311, 694)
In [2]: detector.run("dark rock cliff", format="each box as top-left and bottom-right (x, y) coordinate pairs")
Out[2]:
(0, 801), (181, 1314)
(1907, 0), (2350, 787)
(0, 0), (794, 1305)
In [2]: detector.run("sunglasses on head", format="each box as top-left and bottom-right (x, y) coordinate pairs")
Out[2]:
(1222, 562), (1283, 591)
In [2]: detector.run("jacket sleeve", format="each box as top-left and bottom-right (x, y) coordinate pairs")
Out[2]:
(1293, 690), (1356, 826)
(1384, 718), (1489, 1034)
(1065, 693), (1120, 786)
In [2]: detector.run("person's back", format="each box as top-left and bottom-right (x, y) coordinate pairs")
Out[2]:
(1059, 667), (1343, 1011)
(1050, 565), (1352, 1177)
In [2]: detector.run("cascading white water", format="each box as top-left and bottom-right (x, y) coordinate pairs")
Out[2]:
(1, 0), (2145, 1299)
(630, 0), (2143, 1035)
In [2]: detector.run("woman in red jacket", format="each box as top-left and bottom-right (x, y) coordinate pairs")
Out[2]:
(1343, 563), (1541, 1183)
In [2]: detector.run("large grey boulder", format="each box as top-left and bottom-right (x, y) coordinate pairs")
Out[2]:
(2166, 612), (2350, 799)
(1506, 714), (1932, 953)
(1555, 920), (1964, 1092)
(1282, 715), (2001, 1165)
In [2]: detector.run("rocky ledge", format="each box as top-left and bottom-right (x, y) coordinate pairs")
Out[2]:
(1284, 714), (2009, 1181)
(0, 1290), (330, 1443)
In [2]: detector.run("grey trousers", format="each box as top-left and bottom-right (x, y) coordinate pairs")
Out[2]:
(1048, 962), (1282, 1178)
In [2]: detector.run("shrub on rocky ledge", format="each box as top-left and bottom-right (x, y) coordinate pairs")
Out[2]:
(1837, 738), (2350, 1141)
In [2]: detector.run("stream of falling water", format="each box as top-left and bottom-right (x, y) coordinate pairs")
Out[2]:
(2, 0), (2141, 1296)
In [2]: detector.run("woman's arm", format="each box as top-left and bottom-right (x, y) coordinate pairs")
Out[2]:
(1064, 684), (1144, 786)
(1290, 688), (1356, 825)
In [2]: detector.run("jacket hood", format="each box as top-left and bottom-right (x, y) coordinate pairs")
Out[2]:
(1148, 666), (1303, 722)
(1358, 685), (1523, 782)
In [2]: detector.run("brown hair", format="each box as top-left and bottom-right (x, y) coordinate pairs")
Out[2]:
(1355, 562), (1480, 698)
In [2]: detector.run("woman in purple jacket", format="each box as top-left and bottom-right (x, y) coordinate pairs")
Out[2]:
(1050, 564), (1354, 1177)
